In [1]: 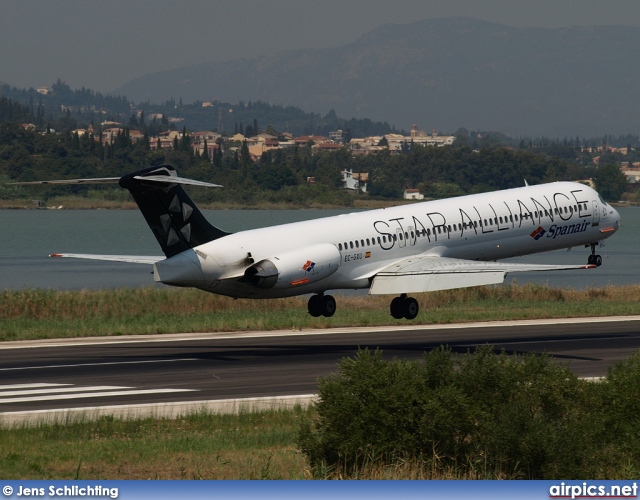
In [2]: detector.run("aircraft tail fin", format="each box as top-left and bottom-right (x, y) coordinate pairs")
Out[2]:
(119, 165), (229, 257)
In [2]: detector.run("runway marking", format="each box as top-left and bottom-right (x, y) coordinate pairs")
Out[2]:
(0, 383), (72, 390)
(0, 385), (130, 397)
(0, 389), (197, 404)
(0, 383), (198, 404)
(461, 334), (632, 347)
(0, 358), (200, 372)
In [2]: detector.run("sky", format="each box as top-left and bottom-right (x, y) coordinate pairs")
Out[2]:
(2, 0), (640, 94)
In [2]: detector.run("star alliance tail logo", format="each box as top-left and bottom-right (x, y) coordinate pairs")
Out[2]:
(302, 260), (315, 272)
(530, 226), (546, 240)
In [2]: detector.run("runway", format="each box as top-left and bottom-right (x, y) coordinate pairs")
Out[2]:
(2, 316), (640, 420)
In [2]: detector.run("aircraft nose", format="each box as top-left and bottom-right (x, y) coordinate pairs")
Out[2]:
(611, 205), (621, 231)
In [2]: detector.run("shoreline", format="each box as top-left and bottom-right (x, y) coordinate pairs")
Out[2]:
(0, 198), (633, 211)
(0, 198), (408, 210)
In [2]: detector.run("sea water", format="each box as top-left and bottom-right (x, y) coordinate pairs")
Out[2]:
(0, 207), (637, 291)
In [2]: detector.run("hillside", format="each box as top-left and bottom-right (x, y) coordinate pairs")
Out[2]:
(114, 17), (640, 137)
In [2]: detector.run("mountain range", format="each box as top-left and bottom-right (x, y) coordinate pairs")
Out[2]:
(113, 17), (639, 138)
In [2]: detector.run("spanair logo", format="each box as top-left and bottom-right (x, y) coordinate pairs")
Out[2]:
(530, 226), (546, 240)
(302, 260), (315, 272)
(531, 221), (591, 241)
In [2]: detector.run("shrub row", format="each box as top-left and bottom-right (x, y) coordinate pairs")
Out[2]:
(298, 346), (640, 479)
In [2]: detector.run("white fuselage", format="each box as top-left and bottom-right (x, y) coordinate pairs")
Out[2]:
(154, 182), (620, 298)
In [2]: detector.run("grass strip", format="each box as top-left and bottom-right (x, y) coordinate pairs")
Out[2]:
(0, 408), (310, 480)
(2, 284), (640, 342)
(0, 407), (496, 480)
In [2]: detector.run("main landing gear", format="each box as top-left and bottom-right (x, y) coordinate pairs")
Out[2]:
(390, 293), (419, 320)
(308, 293), (419, 320)
(587, 243), (603, 267)
(308, 293), (336, 317)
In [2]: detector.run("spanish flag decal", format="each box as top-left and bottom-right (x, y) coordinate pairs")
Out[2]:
(365, 251), (371, 258)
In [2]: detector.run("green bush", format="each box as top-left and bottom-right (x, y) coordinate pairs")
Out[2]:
(596, 351), (640, 474)
(298, 346), (640, 478)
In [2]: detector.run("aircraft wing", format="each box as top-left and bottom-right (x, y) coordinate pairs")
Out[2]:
(50, 253), (164, 264)
(369, 255), (595, 295)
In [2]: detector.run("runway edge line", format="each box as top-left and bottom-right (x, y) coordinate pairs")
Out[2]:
(3, 315), (640, 350)
(0, 394), (318, 427)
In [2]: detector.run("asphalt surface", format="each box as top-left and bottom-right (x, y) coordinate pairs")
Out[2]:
(2, 317), (640, 414)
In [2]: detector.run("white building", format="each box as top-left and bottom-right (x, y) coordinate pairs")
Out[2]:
(387, 125), (455, 151)
(403, 189), (424, 200)
(342, 169), (368, 193)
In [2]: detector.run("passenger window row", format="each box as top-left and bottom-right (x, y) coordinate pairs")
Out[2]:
(336, 203), (589, 251)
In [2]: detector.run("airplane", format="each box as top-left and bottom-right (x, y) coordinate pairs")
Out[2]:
(13, 164), (621, 320)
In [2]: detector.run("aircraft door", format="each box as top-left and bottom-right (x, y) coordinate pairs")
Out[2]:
(592, 200), (600, 226)
(407, 226), (416, 246)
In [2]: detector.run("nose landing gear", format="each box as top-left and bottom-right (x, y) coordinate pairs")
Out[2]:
(390, 293), (419, 320)
(588, 243), (602, 267)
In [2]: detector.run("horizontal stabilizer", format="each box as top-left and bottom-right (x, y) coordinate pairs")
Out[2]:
(132, 175), (222, 188)
(50, 253), (163, 265)
(10, 175), (222, 188)
(13, 165), (227, 259)
(9, 178), (120, 185)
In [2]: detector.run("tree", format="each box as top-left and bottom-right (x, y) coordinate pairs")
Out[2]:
(180, 127), (191, 153)
(254, 165), (297, 191)
(343, 128), (352, 144)
(201, 138), (209, 161)
(593, 164), (628, 201)
(239, 140), (252, 178)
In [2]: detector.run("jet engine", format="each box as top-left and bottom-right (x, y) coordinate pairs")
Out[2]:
(243, 243), (341, 289)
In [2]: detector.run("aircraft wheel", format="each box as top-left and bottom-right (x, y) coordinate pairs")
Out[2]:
(308, 295), (322, 317)
(320, 295), (336, 317)
(594, 255), (602, 267)
(403, 297), (419, 320)
(390, 296), (405, 319)
(587, 254), (594, 265)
